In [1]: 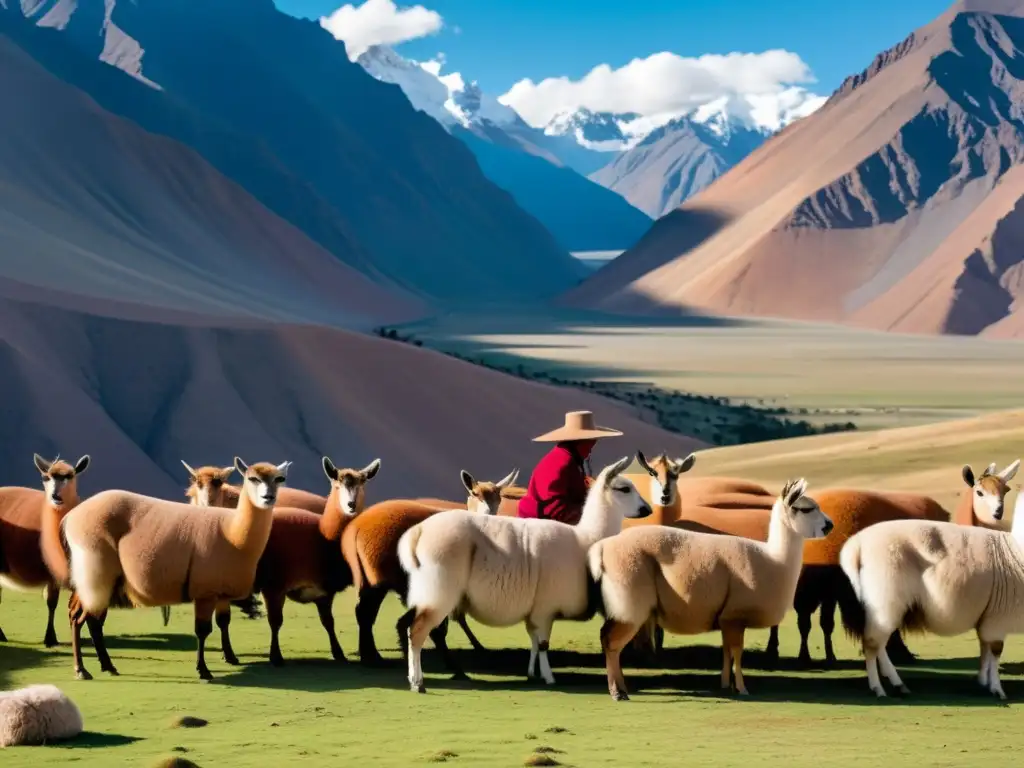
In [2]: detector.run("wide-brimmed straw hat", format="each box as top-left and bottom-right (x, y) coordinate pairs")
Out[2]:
(532, 411), (623, 443)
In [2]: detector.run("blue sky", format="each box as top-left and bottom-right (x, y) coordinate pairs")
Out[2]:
(277, 0), (950, 97)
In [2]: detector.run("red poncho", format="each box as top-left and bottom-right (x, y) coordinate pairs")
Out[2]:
(517, 443), (589, 525)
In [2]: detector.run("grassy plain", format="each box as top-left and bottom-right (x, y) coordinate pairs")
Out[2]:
(2, 586), (1022, 768)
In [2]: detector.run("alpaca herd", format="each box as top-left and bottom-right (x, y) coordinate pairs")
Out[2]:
(0, 448), (1021, 703)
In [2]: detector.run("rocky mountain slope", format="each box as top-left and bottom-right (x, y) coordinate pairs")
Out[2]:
(565, 0), (1024, 338)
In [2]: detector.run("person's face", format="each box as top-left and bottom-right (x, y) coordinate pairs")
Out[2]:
(574, 439), (597, 458)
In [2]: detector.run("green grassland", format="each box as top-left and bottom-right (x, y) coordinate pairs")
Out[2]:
(1, 587), (1021, 767)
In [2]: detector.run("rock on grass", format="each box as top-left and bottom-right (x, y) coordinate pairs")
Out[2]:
(170, 716), (208, 729)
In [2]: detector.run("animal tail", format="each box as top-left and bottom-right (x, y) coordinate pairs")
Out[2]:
(837, 537), (866, 643)
(587, 539), (606, 583)
(397, 524), (423, 575)
(341, 525), (365, 592)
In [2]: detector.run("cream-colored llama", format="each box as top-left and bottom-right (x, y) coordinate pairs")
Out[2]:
(397, 455), (652, 693)
(588, 478), (832, 699)
(839, 482), (1024, 700)
(61, 457), (290, 681)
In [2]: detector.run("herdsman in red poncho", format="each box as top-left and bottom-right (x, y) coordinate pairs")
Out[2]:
(517, 411), (622, 525)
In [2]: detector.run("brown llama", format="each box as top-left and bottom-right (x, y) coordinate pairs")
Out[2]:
(341, 468), (519, 673)
(0, 454), (90, 647)
(182, 461), (327, 514)
(188, 456), (381, 666)
(61, 457), (291, 681)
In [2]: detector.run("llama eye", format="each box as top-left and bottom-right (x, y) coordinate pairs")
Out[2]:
(211, 479), (222, 488)
(274, 476), (285, 484)
(976, 490), (983, 497)
(248, 476), (259, 484)
(615, 486), (631, 494)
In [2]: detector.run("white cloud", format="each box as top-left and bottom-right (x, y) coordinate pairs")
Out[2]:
(320, 0), (443, 61)
(499, 50), (820, 128)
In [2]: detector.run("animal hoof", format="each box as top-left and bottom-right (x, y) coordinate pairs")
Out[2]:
(270, 657), (285, 668)
(102, 666), (120, 677)
(450, 670), (470, 682)
(796, 654), (812, 669)
(735, 688), (749, 697)
(896, 685), (911, 697)
(224, 653), (240, 666)
(43, 634), (59, 648)
(410, 682), (426, 694)
(871, 687), (887, 698)
(75, 668), (93, 681)
(822, 655), (837, 669)
(197, 667), (214, 682)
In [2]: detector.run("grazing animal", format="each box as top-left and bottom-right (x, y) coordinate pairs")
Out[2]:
(189, 457), (381, 666)
(343, 468), (520, 670)
(398, 456), (652, 694)
(0, 455), (90, 647)
(838, 485), (1024, 699)
(590, 478), (831, 700)
(954, 461), (1019, 530)
(0, 684), (83, 747)
(622, 451), (697, 526)
(61, 457), (290, 681)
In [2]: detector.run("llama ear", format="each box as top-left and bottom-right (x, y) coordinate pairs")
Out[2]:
(234, 457), (249, 476)
(220, 465), (237, 479)
(999, 459), (1020, 483)
(460, 470), (476, 493)
(673, 453), (697, 475)
(636, 450), (656, 477)
(276, 461), (292, 478)
(181, 460), (198, 480)
(322, 456), (338, 480)
(985, 462), (997, 476)
(362, 458), (381, 480)
(784, 478), (807, 507)
(33, 453), (52, 475)
(606, 455), (632, 480)
(73, 455), (90, 476)
(962, 465), (976, 488)
(496, 468), (519, 489)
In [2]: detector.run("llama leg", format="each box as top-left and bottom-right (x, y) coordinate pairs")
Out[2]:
(876, 646), (909, 695)
(531, 615), (557, 685)
(87, 611), (118, 676)
(194, 598), (216, 681)
(820, 593), (838, 667)
(796, 610), (813, 667)
(654, 623), (665, 654)
(456, 613), (487, 652)
(886, 630), (916, 664)
(765, 625), (779, 667)
(722, 622), (748, 695)
(215, 601), (239, 665)
(356, 586), (387, 665)
(314, 594), (346, 662)
(43, 582), (60, 647)
(429, 619), (468, 681)
(396, 607), (415, 660)
(720, 637), (733, 690)
(70, 601), (91, 681)
(986, 639), (1006, 700)
(863, 639), (885, 697)
(526, 621), (540, 680)
(601, 618), (641, 701)
(264, 591), (287, 667)
(407, 608), (444, 694)
(978, 637), (992, 688)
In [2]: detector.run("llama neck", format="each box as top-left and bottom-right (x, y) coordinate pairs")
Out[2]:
(223, 492), (274, 557)
(40, 492), (80, 586)
(319, 488), (353, 541)
(764, 500), (802, 566)
(223, 484), (241, 507)
(575, 488), (622, 547)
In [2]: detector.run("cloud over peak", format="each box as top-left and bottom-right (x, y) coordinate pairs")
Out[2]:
(321, 0), (443, 61)
(500, 49), (820, 128)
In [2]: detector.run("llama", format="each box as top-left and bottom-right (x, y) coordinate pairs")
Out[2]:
(954, 461), (1019, 529)
(838, 485), (1024, 699)
(342, 468), (520, 671)
(61, 457), (290, 681)
(414, 470), (525, 518)
(398, 456), (652, 693)
(0, 454), (89, 647)
(622, 451), (697, 526)
(188, 456), (381, 666)
(0, 684), (83, 747)
(589, 479), (831, 700)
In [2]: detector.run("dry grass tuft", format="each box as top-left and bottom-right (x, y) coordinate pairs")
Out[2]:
(170, 716), (208, 729)
(428, 749), (459, 762)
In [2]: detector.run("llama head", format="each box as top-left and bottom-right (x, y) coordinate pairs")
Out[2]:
(182, 461), (238, 507)
(34, 453), (90, 511)
(591, 456), (652, 521)
(460, 468), (519, 515)
(962, 460), (1019, 524)
(776, 478), (832, 539)
(322, 456), (381, 516)
(235, 458), (290, 510)
(635, 450), (697, 507)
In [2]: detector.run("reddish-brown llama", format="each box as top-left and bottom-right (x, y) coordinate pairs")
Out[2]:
(186, 457), (381, 666)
